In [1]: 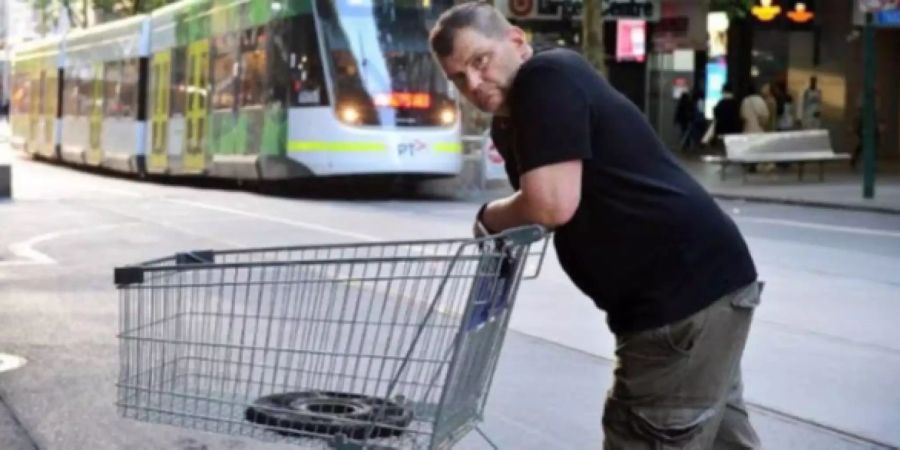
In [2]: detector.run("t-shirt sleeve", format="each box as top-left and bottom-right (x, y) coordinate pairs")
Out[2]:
(510, 63), (592, 175)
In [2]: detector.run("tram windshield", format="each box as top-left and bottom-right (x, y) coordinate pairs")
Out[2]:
(315, 0), (457, 128)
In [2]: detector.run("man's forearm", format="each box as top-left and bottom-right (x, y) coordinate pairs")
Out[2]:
(480, 192), (531, 233)
(481, 191), (551, 232)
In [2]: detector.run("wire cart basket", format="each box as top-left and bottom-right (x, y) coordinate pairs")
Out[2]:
(114, 226), (549, 449)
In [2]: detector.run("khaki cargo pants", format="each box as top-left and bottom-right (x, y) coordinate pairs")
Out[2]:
(603, 282), (763, 450)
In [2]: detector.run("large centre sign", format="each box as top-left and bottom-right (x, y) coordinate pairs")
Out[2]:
(496, 0), (661, 22)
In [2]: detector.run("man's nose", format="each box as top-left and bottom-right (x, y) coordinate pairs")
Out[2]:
(465, 69), (481, 93)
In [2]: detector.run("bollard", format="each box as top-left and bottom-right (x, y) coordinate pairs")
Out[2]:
(0, 137), (10, 198)
(0, 163), (9, 198)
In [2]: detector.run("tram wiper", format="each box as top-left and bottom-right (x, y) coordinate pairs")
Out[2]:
(357, 31), (369, 84)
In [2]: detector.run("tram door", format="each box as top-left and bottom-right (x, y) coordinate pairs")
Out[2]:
(149, 50), (171, 171)
(184, 40), (209, 173)
(87, 64), (104, 165)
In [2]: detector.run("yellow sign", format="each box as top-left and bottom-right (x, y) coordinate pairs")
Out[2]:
(787, 2), (814, 23)
(752, 0), (782, 21)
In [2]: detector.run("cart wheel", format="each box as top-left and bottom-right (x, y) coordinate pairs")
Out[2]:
(245, 391), (413, 440)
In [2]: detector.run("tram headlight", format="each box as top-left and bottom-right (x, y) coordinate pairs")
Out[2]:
(339, 105), (361, 124)
(439, 107), (456, 126)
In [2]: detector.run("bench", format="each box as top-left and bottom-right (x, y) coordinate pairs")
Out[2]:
(702, 129), (850, 182)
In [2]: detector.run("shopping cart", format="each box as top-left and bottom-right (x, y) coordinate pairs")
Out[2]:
(114, 225), (549, 449)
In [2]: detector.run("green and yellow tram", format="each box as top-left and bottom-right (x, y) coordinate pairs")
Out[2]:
(12, 0), (462, 182)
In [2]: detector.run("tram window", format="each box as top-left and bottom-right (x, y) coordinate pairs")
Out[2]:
(271, 15), (327, 107)
(44, 71), (58, 116)
(63, 68), (80, 117)
(240, 26), (267, 107)
(11, 73), (29, 115)
(78, 64), (93, 116)
(171, 47), (187, 116)
(104, 61), (123, 117)
(120, 59), (138, 118)
(211, 34), (238, 111)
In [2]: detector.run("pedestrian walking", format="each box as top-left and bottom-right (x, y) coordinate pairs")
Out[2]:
(429, 3), (762, 449)
(711, 82), (742, 146)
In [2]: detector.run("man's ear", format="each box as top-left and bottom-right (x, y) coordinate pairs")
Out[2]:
(507, 26), (530, 58)
(507, 26), (527, 46)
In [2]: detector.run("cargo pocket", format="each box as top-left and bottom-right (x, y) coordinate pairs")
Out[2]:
(617, 309), (708, 360)
(603, 397), (718, 450)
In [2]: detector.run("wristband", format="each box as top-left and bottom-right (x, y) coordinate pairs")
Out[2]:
(476, 202), (495, 234)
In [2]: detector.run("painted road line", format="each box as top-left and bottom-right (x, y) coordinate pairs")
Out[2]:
(167, 199), (381, 242)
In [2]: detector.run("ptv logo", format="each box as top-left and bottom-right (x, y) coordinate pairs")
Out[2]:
(398, 140), (427, 156)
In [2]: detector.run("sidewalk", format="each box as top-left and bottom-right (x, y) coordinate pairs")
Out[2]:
(463, 152), (900, 215)
(680, 155), (900, 215)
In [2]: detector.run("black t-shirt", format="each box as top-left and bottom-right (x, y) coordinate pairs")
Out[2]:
(491, 49), (757, 335)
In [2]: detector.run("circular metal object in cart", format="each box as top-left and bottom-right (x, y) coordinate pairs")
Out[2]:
(245, 391), (413, 440)
(0, 353), (27, 373)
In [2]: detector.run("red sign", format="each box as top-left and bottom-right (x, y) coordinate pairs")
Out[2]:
(508, 0), (534, 17)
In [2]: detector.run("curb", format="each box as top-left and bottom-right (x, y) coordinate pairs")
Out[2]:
(710, 192), (900, 216)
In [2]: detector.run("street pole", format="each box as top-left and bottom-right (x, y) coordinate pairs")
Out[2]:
(582, 0), (606, 75)
(862, 12), (876, 199)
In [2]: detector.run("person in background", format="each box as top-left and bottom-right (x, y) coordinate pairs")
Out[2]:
(675, 91), (695, 151)
(675, 89), (705, 152)
(739, 84), (769, 173)
(777, 94), (796, 131)
(740, 83), (769, 134)
(802, 76), (822, 129)
(760, 83), (778, 131)
(772, 88), (797, 171)
(712, 82), (742, 145)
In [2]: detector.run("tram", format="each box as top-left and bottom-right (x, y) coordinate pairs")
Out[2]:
(10, 0), (462, 181)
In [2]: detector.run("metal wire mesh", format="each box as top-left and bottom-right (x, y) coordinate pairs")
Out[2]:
(115, 226), (547, 449)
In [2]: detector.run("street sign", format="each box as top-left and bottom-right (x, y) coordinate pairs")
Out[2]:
(497, 0), (661, 22)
